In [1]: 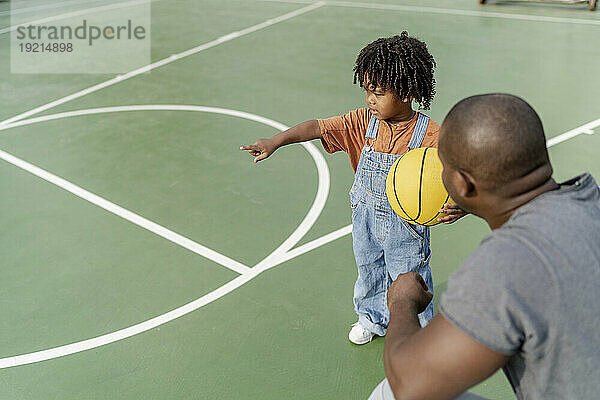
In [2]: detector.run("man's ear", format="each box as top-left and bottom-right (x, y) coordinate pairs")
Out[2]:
(455, 169), (476, 198)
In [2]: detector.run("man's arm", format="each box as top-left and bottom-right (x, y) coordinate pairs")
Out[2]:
(384, 273), (509, 400)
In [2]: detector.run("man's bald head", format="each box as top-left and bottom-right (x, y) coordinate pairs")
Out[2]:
(439, 94), (550, 191)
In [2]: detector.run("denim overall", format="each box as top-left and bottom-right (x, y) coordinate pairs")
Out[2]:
(350, 113), (434, 336)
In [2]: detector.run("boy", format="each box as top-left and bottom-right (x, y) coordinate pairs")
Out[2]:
(241, 32), (464, 344)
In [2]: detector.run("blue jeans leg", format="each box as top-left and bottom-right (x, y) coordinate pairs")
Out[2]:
(353, 203), (434, 334)
(382, 217), (434, 329)
(384, 252), (434, 328)
(352, 203), (388, 336)
(353, 251), (388, 337)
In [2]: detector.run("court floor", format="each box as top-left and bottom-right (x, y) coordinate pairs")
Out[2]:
(0, 0), (599, 398)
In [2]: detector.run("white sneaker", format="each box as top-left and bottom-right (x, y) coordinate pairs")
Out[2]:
(348, 322), (375, 344)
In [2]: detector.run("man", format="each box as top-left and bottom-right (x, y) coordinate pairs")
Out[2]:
(369, 93), (600, 399)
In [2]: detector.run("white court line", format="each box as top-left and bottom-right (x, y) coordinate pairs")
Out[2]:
(0, 104), (332, 275)
(0, 2), (327, 367)
(0, 104), (329, 368)
(0, 109), (596, 369)
(0, 111), (596, 369)
(252, 140), (330, 272)
(280, 224), (352, 262)
(0, 0), (115, 17)
(0, 147), (252, 276)
(0, 273), (255, 368)
(0, 105), (329, 275)
(0, 105), (288, 133)
(262, 0), (600, 25)
(0, 0), (153, 35)
(0, 0), (595, 368)
(546, 117), (600, 147)
(0, 2), (325, 127)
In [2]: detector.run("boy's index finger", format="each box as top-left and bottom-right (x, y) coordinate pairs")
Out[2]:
(240, 144), (258, 151)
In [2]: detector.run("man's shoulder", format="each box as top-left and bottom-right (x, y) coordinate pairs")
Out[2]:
(519, 173), (599, 217)
(503, 174), (600, 252)
(440, 229), (552, 355)
(460, 229), (543, 277)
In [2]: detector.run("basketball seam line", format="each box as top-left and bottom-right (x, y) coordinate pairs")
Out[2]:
(422, 193), (450, 226)
(414, 147), (427, 221)
(392, 154), (414, 222)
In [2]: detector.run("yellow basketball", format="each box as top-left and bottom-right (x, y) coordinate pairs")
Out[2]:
(385, 147), (450, 227)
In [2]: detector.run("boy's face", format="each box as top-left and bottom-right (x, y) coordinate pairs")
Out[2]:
(364, 80), (408, 121)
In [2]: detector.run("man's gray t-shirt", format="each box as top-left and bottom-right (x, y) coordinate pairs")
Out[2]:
(440, 173), (600, 399)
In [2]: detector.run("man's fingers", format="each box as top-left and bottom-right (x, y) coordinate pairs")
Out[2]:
(438, 215), (461, 224)
(388, 273), (433, 313)
(424, 290), (433, 304)
(438, 208), (461, 215)
(439, 203), (462, 213)
(413, 273), (433, 310)
(442, 203), (461, 209)
(411, 272), (429, 291)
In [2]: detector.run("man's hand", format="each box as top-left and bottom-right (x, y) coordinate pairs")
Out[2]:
(240, 138), (279, 163)
(437, 203), (468, 224)
(387, 272), (433, 314)
(384, 274), (509, 400)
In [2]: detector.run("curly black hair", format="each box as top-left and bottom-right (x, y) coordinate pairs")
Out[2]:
(353, 31), (436, 110)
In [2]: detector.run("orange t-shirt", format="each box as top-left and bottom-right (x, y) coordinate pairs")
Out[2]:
(318, 108), (440, 173)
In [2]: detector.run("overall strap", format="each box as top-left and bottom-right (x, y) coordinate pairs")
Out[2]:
(365, 114), (380, 139)
(407, 113), (430, 149)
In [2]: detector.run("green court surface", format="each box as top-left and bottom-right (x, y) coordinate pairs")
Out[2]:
(1, 0), (599, 399)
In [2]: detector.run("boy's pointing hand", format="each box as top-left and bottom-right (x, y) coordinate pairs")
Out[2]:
(240, 138), (277, 163)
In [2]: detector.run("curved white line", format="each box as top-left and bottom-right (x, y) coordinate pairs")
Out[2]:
(0, 274), (255, 369)
(0, 2), (325, 127)
(0, 105), (289, 132)
(253, 141), (330, 273)
(0, 105), (329, 368)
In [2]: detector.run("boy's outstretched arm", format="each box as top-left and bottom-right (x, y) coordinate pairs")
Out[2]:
(240, 119), (322, 163)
